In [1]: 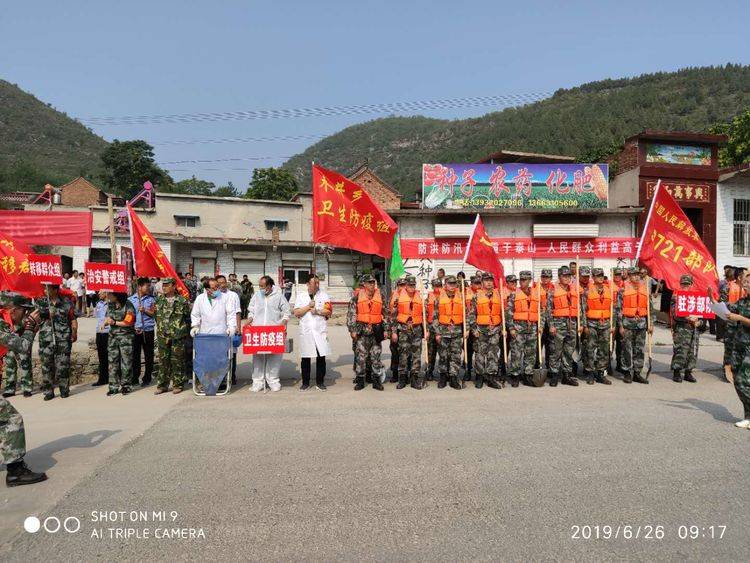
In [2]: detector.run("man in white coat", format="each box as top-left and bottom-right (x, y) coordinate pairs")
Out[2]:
(190, 278), (235, 337)
(247, 276), (291, 392)
(217, 274), (242, 385)
(293, 275), (331, 391)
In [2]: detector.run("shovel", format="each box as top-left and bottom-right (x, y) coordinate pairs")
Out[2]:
(531, 280), (547, 387)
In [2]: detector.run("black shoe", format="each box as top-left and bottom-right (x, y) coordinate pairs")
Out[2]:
(623, 371), (633, 384)
(6, 460), (47, 487)
(140, 378), (151, 387)
(372, 379), (384, 391)
(595, 372), (612, 385)
(121, 387), (131, 396)
(562, 376), (579, 386)
(510, 378), (520, 388)
(486, 379), (502, 390)
(633, 374), (649, 384)
(300, 383), (310, 391)
(92, 381), (106, 387)
(43, 391), (55, 401)
(438, 375), (447, 389)
(316, 383), (327, 392)
(22, 391), (32, 398)
(354, 378), (365, 391)
(2, 389), (15, 398)
(585, 372), (595, 385)
(396, 380), (407, 389)
(475, 376), (484, 389)
(673, 370), (682, 382)
(389, 373), (398, 383)
(106, 388), (119, 396)
(60, 388), (70, 398)
(549, 375), (559, 387)
(411, 380), (423, 390)
(684, 371), (697, 383)
(449, 376), (462, 390)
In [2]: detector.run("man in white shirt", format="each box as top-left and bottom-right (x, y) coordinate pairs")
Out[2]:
(247, 276), (290, 392)
(217, 274), (242, 385)
(67, 271), (84, 314)
(293, 275), (331, 391)
(190, 278), (235, 336)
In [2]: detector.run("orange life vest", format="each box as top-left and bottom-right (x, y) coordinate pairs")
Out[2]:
(551, 283), (578, 317)
(396, 291), (424, 324)
(586, 284), (612, 320)
(728, 280), (743, 304)
(621, 283), (649, 317)
(438, 291), (464, 325)
(356, 289), (383, 324)
(476, 289), (503, 326)
(513, 288), (539, 322)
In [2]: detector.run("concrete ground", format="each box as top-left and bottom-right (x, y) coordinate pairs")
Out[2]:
(1, 318), (748, 561)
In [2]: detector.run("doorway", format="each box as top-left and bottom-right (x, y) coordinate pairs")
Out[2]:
(282, 265), (311, 301)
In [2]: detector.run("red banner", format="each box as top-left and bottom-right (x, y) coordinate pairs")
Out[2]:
(242, 325), (286, 355)
(127, 206), (189, 299)
(0, 233), (44, 297)
(84, 262), (129, 292)
(28, 254), (62, 284)
(464, 215), (504, 285)
(673, 290), (715, 319)
(0, 211), (92, 247)
(401, 237), (639, 259)
(638, 182), (719, 294)
(312, 164), (397, 258)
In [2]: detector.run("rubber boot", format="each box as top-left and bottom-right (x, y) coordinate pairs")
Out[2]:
(354, 377), (365, 391)
(475, 375), (484, 389)
(673, 370), (682, 383)
(6, 460), (48, 487)
(683, 370), (697, 383)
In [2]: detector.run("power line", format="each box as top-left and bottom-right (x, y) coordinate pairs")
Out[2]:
(152, 133), (328, 146)
(158, 155), (291, 165)
(82, 92), (551, 126)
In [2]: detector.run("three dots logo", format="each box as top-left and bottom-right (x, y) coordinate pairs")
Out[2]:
(24, 515), (81, 534)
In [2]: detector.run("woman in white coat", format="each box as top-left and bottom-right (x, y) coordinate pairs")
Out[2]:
(293, 275), (332, 391)
(247, 276), (291, 392)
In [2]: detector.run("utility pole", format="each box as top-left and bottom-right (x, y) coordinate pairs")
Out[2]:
(108, 196), (117, 263)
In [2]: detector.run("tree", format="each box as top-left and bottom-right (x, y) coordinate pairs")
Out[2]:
(711, 109), (750, 167)
(214, 181), (239, 197)
(245, 167), (298, 201)
(100, 140), (172, 198)
(161, 176), (215, 196)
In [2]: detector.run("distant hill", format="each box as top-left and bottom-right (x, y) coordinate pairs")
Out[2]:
(284, 64), (750, 198)
(0, 79), (108, 192)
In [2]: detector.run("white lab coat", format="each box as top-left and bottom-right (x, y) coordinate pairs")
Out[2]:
(247, 286), (291, 391)
(294, 289), (331, 358)
(191, 292), (235, 335)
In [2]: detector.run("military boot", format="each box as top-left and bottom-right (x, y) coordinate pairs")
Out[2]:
(438, 373), (447, 389)
(43, 390), (55, 401)
(585, 372), (595, 385)
(632, 373), (649, 384)
(623, 370), (633, 384)
(372, 378), (384, 391)
(673, 370), (682, 383)
(683, 371), (697, 383)
(449, 376), (462, 390)
(485, 378), (502, 390)
(396, 374), (407, 390)
(6, 460), (48, 487)
(595, 371), (612, 385)
(562, 375), (579, 386)
(549, 374), (559, 387)
(354, 377), (365, 391)
(2, 389), (15, 398)
(475, 375), (484, 389)
(509, 377), (520, 388)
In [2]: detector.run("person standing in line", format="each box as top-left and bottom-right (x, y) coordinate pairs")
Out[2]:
(392, 275), (424, 390)
(387, 277), (406, 383)
(469, 272), (504, 389)
(217, 274), (242, 385)
(611, 267), (626, 373)
(546, 266), (579, 387)
(425, 277), (443, 381)
(670, 274), (700, 383)
(433, 275), (464, 390)
(293, 275), (331, 391)
(537, 269), (554, 370)
(463, 274), (481, 383)
(580, 268), (614, 385)
(720, 269), (750, 428)
(104, 292), (136, 396)
(1, 301), (34, 398)
(92, 290), (110, 387)
(505, 271), (538, 388)
(348, 274), (385, 391)
(155, 278), (190, 394)
(36, 282), (77, 401)
(617, 267), (652, 384)
(247, 276), (290, 392)
(129, 277), (156, 387)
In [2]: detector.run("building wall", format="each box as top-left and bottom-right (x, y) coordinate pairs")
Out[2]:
(716, 177), (750, 270)
(60, 178), (102, 207)
(608, 168), (640, 209)
(349, 168), (401, 211)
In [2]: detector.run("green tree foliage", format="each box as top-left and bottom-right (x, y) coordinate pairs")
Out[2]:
(711, 109), (750, 167)
(160, 175), (215, 196)
(283, 64), (750, 197)
(245, 167), (298, 201)
(214, 181), (240, 197)
(100, 140), (173, 198)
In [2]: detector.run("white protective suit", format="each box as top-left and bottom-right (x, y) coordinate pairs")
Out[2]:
(191, 291), (235, 335)
(247, 285), (291, 391)
(294, 289), (332, 358)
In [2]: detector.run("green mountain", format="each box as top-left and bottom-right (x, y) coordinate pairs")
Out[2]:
(284, 64), (750, 198)
(0, 79), (108, 192)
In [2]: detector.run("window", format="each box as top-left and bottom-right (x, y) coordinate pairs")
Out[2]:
(175, 216), (198, 228)
(733, 199), (750, 256)
(264, 220), (288, 231)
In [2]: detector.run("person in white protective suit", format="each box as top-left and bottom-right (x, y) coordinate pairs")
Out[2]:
(293, 275), (332, 391)
(190, 278), (236, 337)
(247, 276), (291, 392)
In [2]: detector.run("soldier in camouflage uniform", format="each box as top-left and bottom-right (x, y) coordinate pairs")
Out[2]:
(616, 267), (652, 384)
(670, 274), (700, 383)
(580, 268), (614, 385)
(432, 275), (464, 390)
(722, 270), (750, 428)
(468, 272), (503, 389)
(425, 277), (443, 381)
(1, 330), (33, 398)
(574, 265), (592, 378)
(391, 276), (424, 389)
(387, 277), (406, 383)
(463, 274), (481, 382)
(0, 292), (48, 487)
(104, 292), (137, 395)
(537, 268), (554, 370)
(611, 268), (626, 373)
(36, 283), (77, 401)
(546, 266), (579, 386)
(347, 274), (385, 391)
(155, 278), (190, 394)
(505, 271), (538, 387)
(719, 267), (742, 376)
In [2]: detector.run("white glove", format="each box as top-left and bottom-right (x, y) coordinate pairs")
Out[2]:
(190, 327), (199, 337)
(226, 328), (235, 337)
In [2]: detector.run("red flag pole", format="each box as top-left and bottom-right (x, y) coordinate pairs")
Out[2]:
(635, 179), (661, 264)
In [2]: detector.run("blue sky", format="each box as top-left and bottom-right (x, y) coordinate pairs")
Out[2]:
(1, 0), (748, 189)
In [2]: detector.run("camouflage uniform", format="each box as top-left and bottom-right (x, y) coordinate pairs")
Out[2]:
(546, 267), (579, 386)
(616, 276), (652, 383)
(575, 267), (592, 377)
(107, 300), (137, 392)
(2, 337), (33, 395)
(720, 280), (739, 367)
(36, 295), (75, 395)
(670, 276), (700, 381)
(432, 277), (464, 389)
(727, 297), (750, 420)
(347, 281), (385, 388)
(155, 292), (190, 390)
(425, 281), (442, 380)
(388, 281), (405, 382)
(580, 273), (614, 384)
(504, 279), (537, 386)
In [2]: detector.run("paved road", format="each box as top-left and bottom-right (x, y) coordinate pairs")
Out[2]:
(1, 323), (748, 561)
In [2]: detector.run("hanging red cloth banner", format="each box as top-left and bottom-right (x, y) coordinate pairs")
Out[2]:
(0, 211), (93, 246)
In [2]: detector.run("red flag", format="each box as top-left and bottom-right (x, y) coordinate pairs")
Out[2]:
(0, 232), (44, 297)
(312, 164), (397, 258)
(127, 205), (189, 299)
(463, 214), (504, 286)
(637, 180), (719, 294)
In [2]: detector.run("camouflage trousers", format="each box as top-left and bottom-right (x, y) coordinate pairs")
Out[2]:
(724, 320), (737, 366)
(620, 325), (647, 375)
(397, 324), (423, 385)
(584, 320), (611, 373)
(108, 334), (134, 392)
(437, 325), (463, 379)
(354, 334), (383, 379)
(508, 322), (536, 379)
(157, 336), (186, 390)
(0, 395), (25, 464)
(476, 326), (502, 381)
(39, 337), (71, 393)
(426, 329), (439, 375)
(734, 344), (750, 418)
(548, 317), (577, 377)
(3, 349), (33, 393)
(671, 323), (699, 372)
(390, 335), (399, 375)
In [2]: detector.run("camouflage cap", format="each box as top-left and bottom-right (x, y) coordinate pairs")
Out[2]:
(505, 274), (518, 283)
(627, 267), (640, 275)
(0, 292), (34, 308)
(431, 277), (443, 287)
(361, 274), (376, 283)
(558, 266), (571, 276)
(405, 275), (417, 286)
(162, 277), (176, 285)
(480, 272), (495, 282)
(612, 267), (623, 275)
(579, 266), (591, 276)
(519, 270), (533, 280)
(541, 268), (553, 277)
(470, 274), (482, 284)
(444, 275), (458, 285)
(591, 267), (604, 276)
(396, 277), (407, 286)
(680, 274), (693, 285)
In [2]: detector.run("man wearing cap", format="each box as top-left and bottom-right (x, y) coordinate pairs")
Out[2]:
(347, 274), (385, 391)
(616, 267), (652, 384)
(537, 269), (554, 370)
(467, 272), (503, 389)
(611, 268), (626, 373)
(387, 277), (407, 383)
(432, 275), (464, 389)
(392, 276), (425, 389)
(154, 278), (190, 394)
(0, 293), (48, 486)
(1, 310), (34, 398)
(580, 268), (614, 385)
(36, 282), (77, 401)
(498, 274), (517, 382)
(574, 266), (592, 378)
(425, 278), (443, 381)
(506, 271), (538, 387)
(546, 266), (579, 386)
(463, 274), (482, 383)
(670, 274), (700, 383)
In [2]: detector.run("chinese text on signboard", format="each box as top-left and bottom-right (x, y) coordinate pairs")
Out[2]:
(242, 325), (286, 355)
(673, 290), (715, 319)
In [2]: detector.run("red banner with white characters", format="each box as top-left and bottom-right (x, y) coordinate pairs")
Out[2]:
(0, 210), (93, 246)
(242, 324), (286, 355)
(84, 262), (129, 292)
(28, 254), (62, 283)
(400, 237), (639, 259)
(673, 290), (715, 319)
